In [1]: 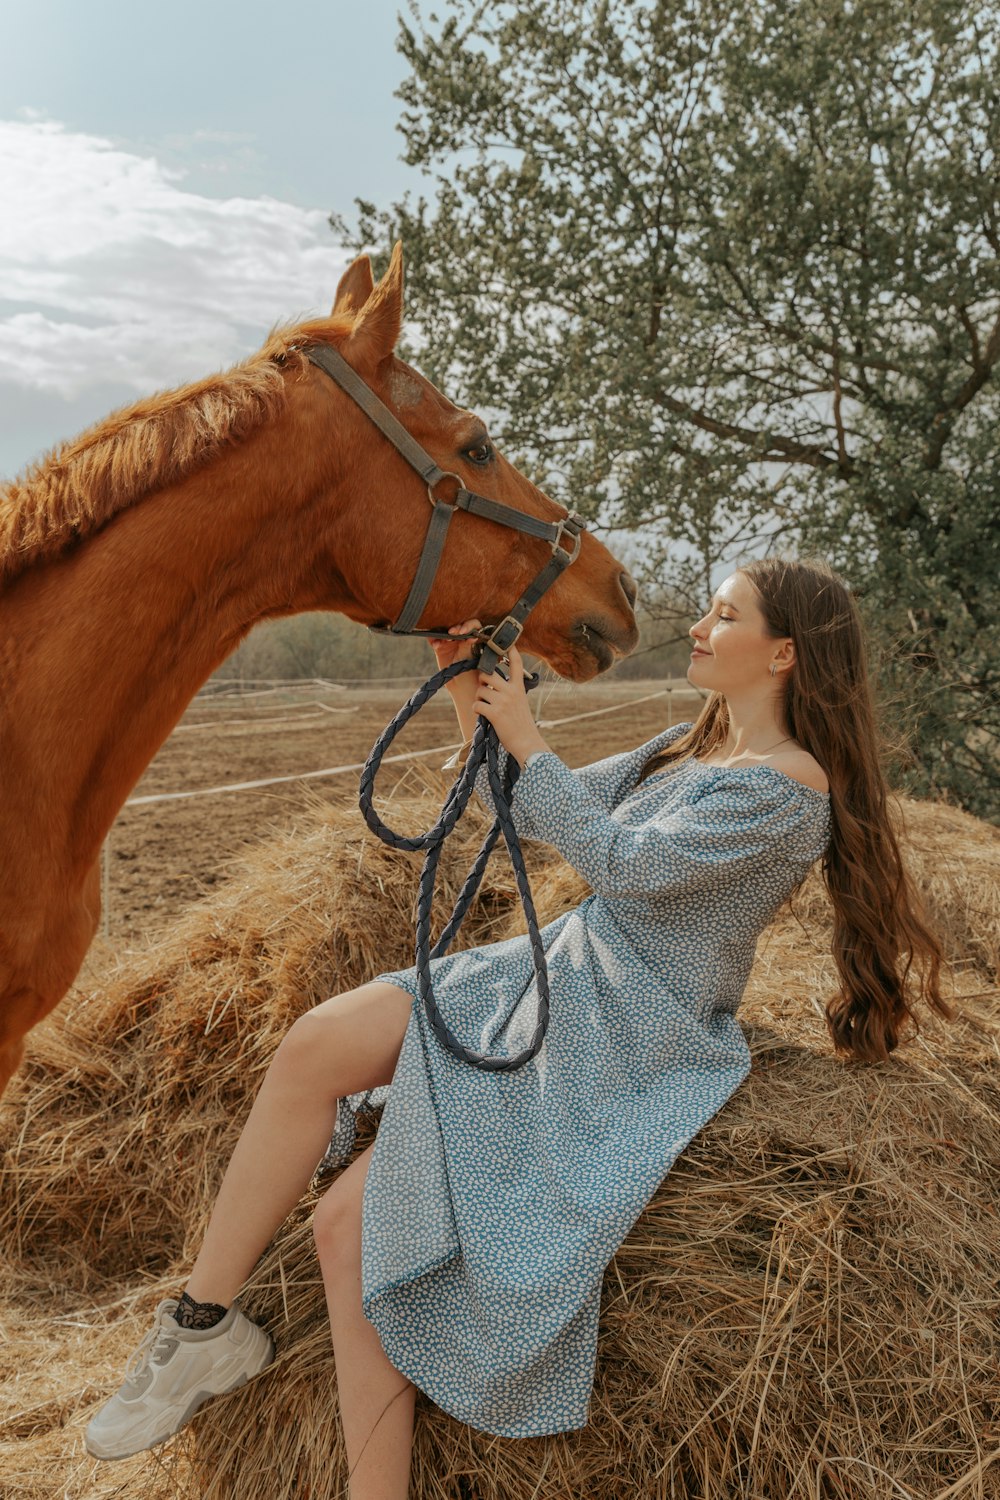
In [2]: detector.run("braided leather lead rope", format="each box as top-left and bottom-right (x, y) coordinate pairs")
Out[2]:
(358, 657), (551, 1072)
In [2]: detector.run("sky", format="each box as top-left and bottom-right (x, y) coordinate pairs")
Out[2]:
(0, 0), (417, 480)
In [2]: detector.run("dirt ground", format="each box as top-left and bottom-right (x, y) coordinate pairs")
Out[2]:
(101, 675), (704, 946)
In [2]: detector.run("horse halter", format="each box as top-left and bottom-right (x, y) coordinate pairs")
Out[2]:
(304, 344), (587, 674)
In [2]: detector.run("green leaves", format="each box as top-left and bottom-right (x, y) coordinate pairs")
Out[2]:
(336, 0), (1000, 817)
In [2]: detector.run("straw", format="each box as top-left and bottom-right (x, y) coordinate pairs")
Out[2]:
(1, 771), (997, 1498)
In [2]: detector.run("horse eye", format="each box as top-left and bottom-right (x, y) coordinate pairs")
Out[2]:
(464, 442), (493, 466)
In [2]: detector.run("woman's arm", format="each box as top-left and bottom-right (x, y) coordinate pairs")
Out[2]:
(430, 634), (697, 846)
(510, 751), (822, 899)
(442, 640), (690, 837)
(471, 728), (690, 839)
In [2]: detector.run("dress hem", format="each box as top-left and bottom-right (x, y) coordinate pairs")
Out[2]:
(363, 1251), (593, 1440)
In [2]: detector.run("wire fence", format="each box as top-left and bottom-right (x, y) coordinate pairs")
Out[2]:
(101, 679), (700, 935)
(126, 683), (690, 809)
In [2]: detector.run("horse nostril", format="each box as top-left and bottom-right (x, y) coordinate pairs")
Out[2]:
(619, 571), (638, 609)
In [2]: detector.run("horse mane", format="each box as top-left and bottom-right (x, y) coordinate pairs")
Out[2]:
(0, 318), (348, 587)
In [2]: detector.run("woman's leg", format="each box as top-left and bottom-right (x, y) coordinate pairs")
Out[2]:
(314, 1142), (416, 1500)
(184, 981), (413, 1305)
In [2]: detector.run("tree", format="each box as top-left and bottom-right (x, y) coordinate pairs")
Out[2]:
(333, 0), (1000, 818)
(216, 613), (436, 684)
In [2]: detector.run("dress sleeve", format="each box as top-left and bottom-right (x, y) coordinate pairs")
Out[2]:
(471, 721), (692, 838)
(507, 752), (825, 899)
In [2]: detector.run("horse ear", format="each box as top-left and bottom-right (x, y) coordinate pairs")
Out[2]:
(332, 255), (375, 315)
(341, 242), (404, 368)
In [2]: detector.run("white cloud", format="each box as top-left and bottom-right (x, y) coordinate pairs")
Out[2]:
(0, 118), (349, 398)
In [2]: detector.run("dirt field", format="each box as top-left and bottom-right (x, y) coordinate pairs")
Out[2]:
(8, 676), (999, 1500)
(103, 675), (704, 945)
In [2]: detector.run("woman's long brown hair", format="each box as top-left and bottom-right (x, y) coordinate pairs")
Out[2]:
(638, 556), (951, 1063)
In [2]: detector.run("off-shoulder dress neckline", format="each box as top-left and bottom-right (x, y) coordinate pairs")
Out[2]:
(645, 754), (830, 800)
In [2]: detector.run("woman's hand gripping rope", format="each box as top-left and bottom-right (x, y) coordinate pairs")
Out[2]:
(473, 643), (550, 769)
(428, 620), (552, 771)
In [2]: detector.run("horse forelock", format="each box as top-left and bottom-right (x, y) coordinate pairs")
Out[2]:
(0, 317), (352, 586)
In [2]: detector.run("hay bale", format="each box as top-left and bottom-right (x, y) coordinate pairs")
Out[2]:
(1, 781), (998, 1498)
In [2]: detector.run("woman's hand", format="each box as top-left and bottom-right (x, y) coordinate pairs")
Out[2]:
(427, 618), (483, 673)
(428, 619), (482, 709)
(472, 645), (550, 768)
(428, 619), (483, 743)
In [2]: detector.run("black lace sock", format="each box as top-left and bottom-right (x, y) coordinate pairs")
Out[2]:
(173, 1290), (230, 1330)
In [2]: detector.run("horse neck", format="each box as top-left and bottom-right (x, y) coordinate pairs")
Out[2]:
(2, 404), (353, 885)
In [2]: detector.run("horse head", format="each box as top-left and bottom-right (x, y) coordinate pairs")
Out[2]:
(279, 243), (638, 679)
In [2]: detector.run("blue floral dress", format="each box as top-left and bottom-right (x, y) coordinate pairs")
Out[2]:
(320, 721), (832, 1438)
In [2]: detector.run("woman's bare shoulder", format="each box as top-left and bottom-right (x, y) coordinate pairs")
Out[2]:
(768, 746), (830, 794)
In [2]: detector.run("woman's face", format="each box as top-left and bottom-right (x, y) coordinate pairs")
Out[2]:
(687, 571), (791, 694)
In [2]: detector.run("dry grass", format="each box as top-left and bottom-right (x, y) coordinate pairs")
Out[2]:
(1, 771), (998, 1499)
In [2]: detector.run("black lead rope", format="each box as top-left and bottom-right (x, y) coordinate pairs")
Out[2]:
(358, 655), (550, 1072)
(301, 343), (586, 1070)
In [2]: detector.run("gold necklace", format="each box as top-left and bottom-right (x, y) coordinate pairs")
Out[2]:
(710, 734), (795, 767)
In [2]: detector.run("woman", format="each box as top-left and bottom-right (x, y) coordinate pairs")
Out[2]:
(84, 557), (948, 1499)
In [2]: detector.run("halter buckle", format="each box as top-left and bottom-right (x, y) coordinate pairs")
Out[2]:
(482, 615), (524, 655)
(552, 512), (585, 562)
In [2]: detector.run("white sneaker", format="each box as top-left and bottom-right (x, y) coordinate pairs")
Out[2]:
(85, 1297), (275, 1461)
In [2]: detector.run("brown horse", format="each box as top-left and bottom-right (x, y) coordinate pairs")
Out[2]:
(0, 243), (638, 1098)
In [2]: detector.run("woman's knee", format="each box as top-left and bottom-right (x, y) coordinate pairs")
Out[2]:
(277, 983), (412, 1095)
(313, 1177), (363, 1276)
(271, 1007), (341, 1087)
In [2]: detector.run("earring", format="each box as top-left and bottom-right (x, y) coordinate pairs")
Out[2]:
(769, 664), (777, 677)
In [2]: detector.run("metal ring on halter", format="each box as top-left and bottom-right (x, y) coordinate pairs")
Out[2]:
(426, 472), (463, 507)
